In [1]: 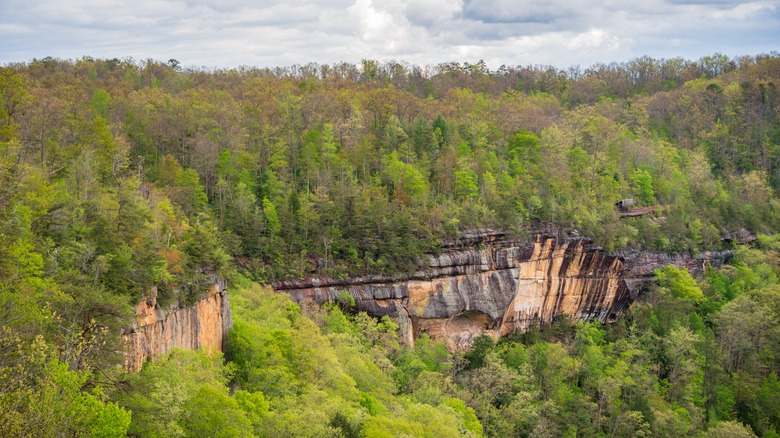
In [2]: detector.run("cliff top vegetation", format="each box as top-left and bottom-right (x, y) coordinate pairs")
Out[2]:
(1, 53), (780, 436)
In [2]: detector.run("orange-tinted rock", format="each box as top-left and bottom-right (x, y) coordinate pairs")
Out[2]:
(274, 232), (729, 350)
(122, 279), (232, 371)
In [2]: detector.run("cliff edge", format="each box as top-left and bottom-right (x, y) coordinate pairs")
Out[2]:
(273, 231), (729, 349)
(122, 278), (232, 371)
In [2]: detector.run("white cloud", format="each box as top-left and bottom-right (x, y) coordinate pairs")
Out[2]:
(0, 0), (777, 69)
(0, 23), (32, 34)
(566, 29), (621, 52)
(710, 1), (776, 19)
(402, 0), (463, 27)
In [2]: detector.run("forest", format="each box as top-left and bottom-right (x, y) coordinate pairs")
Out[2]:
(0, 53), (779, 436)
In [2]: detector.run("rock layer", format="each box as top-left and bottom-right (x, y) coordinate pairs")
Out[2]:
(122, 279), (232, 371)
(274, 232), (729, 349)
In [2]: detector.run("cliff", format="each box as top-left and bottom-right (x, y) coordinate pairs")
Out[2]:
(122, 279), (232, 371)
(273, 232), (729, 349)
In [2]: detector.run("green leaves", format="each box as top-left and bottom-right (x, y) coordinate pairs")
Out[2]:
(454, 169), (479, 200)
(383, 151), (428, 205)
(655, 265), (705, 303)
(3, 54), (780, 438)
(181, 385), (253, 438)
(0, 337), (131, 437)
(0, 67), (29, 140)
(629, 168), (656, 206)
(220, 284), (486, 437)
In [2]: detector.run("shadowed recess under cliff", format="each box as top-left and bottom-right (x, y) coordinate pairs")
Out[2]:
(273, 231), (730, 349)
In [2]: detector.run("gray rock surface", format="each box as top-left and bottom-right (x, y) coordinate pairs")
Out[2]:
(274, 233), (730, 349)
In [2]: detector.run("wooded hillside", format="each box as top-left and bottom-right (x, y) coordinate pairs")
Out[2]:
(3, 54), (779, 285)
(1, 54), (779, 436)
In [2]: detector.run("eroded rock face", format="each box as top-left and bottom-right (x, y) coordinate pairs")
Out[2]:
(274, 232), (729, 350)
(122, 279), (232, 371)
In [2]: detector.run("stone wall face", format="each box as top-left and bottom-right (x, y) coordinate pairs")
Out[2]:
(120, 232), (730, 366)
(122, 279), (232, 371)
(274, 233), (729, 349)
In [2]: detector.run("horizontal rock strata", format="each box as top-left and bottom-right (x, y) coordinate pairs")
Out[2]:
(274, 232), (729, 349)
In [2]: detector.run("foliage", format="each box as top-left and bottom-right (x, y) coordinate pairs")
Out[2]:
(0, 334), (131, 437)
(656, 265), (705, 303)
(212, 284), (484, 437)
(4, 54), (779, 286)
(429, 243), (780, 437)
(2, 54), (780, 436)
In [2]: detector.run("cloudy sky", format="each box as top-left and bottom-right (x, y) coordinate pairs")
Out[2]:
(1, 0), (778, 69)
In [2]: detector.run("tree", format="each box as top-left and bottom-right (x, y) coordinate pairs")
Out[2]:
(181, 385), (253, 437)
(383, 152), (428, 205)
(0, 337), (131, 437)
(0, 67), (30, 140)
(455, 169), (479, 200)
(630, 168), (656, 205)
(663, 326), (702, 404)
(655, 265), (705, 303)
(707, 421), (758, 438)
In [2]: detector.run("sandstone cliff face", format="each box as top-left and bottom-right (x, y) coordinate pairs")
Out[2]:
(122, 279), (232, 371)
(274, 232), (729, 349)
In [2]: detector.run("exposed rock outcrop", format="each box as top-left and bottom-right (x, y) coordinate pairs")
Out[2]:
(274, 232), (730, 349)
(122, 278), (232, 371)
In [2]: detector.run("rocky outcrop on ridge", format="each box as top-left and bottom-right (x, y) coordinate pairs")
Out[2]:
(122, 278), (232, 371)
(273, 231), (730, 349)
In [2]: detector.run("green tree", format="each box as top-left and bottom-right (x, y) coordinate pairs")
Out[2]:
(630, 168), (656, 205)
(655, 265), (705, 303)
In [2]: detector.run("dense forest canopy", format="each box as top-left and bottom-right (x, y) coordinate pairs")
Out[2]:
(1, 53), (780, 436)
(2, 53), (780, 282)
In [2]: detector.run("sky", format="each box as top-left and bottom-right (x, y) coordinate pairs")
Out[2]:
(1, 0), (778, 70)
